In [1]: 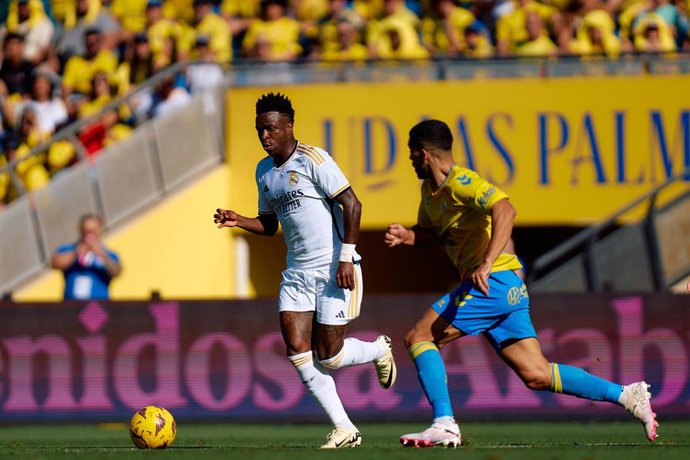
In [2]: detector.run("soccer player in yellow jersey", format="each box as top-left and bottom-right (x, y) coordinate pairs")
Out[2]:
(385, 120), (659, 448)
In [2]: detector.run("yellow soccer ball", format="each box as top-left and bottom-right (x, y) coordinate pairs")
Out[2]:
(129, 406), (176, 449)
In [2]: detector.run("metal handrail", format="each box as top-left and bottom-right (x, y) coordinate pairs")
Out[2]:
(529, 163), (690, 285)
(0, 60), (190, 182)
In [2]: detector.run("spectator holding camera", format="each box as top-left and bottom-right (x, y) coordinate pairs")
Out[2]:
(51, 213), (122, 300)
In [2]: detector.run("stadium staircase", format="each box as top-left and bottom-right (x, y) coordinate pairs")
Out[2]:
(528, 167), (690, 293)
(0, 63), (225, 296)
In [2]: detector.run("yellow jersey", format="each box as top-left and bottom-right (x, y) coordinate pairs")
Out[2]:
(321, 43), (369, 61)
(242, 17), (302, 59)
(417, 165), (522, 281)
(111, 0), (147, 33)
(496, 1), (555, 51)
(421, 7), (475, 52)
(515, 35), (558, 57)
(163, 0), (195, 23)
(220, 0), (260, 19)
(62, 50), (118, 94)
(196, 13), (232, 62)
(148, 19), (181, 66)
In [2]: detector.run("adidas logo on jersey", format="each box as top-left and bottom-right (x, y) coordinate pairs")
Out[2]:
(335, 311), (345, 319)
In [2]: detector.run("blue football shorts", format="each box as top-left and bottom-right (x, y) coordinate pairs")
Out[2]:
(432, 270), (536, 351)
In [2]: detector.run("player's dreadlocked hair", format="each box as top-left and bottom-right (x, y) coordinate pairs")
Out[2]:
(256, 92), (295, 123)
(408, 119), (453, 152)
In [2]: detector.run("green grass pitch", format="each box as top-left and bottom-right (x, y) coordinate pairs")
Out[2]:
(0, 421), (688, 459)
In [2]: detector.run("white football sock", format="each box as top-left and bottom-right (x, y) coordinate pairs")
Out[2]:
(319, 338), (385, 370)
(288, 351), (355, 430)
(617, 385), (628, 406)
(433, 416), (457, 426)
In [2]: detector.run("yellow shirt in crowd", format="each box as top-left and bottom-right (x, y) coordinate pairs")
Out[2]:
(321, 42), (368, 61)
(515, 34), (558, 56)
(148, 18), (182, 66)
(111, 0), (147, 33)
(421, 6), (475, 52)
(496, 0), (556, 52)
(50, 0), (75, 22)
(62, 50), (118, 94)
(220, 0), (260, 18)
(242, 17), (302, 59)
(196, 12), (232, 62)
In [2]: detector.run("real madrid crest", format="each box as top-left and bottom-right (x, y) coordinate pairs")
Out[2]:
(289, 172), (299, 186)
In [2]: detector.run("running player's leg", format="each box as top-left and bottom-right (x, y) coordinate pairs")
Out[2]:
(400, 305), (463, 447)
(499, 337), (623, 401)
(498, 330), (658, 441)
(307, 322), (361, 448)
(279, 269), (354, 444)
(315, 263), (396, 389)
(314, 322), (389, 372)
(310, 264), (391, 448)
(481, 271), (624, 405)
(282, 311), (352, 429)
(402, 271), (533, 446)
(406, 307), (462, 421)
(485, 270), (657, 441)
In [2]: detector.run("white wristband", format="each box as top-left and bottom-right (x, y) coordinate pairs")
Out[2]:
(339, 243), (356, 263)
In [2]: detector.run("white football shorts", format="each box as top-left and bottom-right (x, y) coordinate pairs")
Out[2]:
(278, 262), (363, 325)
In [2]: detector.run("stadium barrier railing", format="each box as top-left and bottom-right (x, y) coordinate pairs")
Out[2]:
(528, 164), (690, 293)
(0, 62), (225, 296)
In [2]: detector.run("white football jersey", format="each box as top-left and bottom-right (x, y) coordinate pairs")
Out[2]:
(256, 142), (360, 269)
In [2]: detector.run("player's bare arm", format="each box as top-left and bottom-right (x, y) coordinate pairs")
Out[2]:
(470, 198), (516, 295)
(385, 224), (436, 247)
(214, 208), (279, 236)
(333, 188), (361, 290)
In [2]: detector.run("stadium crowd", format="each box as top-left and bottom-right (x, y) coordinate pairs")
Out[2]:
(1, 0), (689, 205)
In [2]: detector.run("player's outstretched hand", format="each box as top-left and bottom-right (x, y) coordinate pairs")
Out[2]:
(385, 224), (408, 247)
(470, 261), (492, 296)
(214, 208), (238, 228)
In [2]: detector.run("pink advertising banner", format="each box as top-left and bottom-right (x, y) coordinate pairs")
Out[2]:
(0, 294), (688, 422)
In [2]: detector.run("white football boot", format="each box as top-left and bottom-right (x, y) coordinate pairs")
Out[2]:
(374, 335), (397, 389)
(400, 421), (461, 448)
(621, 381), (659, 442)
(319, 427), (362, 449)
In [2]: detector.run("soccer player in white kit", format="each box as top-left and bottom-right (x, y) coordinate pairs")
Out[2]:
(214, 93), (397, 448)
